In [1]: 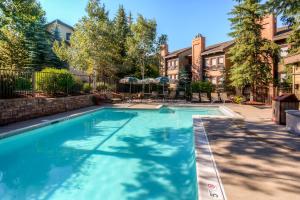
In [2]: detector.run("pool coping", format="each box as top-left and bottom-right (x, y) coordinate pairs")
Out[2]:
(0, 107), (106, 140)
(192, 106), (241, 200)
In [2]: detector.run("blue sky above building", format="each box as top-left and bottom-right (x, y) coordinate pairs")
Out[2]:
(39, 0), (283, 51)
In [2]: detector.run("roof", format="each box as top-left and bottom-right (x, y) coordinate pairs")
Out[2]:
(284, 53), (300, 65)
(46, 19), (74, 31)
(166, 26), (292, 58)
(201, 40), (235, 55)
(274, 26), (292, 41)
(165, 47), (192, 58)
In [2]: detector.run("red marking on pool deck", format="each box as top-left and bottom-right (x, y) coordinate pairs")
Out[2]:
(208, 184), (216, 190)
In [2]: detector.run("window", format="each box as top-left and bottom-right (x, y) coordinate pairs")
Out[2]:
(280, 47), (288, 57)
(218, 57), (224, 64)
(212, 77), (217, 84)
(168, 61), (171, 67)
(176, 75), (178, 80)
(175, 60), (179, 66)
(280, 73), (287, 82)
(205, 59), (210, 66)
(66, 33), (71, 41)
(212, 58), (217, 66)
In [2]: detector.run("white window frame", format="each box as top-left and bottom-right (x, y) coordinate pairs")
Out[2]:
(218, 57), (224, 64)
(212, 58), (217, 66)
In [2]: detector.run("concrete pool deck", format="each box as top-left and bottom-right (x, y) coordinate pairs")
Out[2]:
(202, 104), (300, 200)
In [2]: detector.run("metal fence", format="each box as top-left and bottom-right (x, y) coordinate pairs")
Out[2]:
(0, 68), (98, 99)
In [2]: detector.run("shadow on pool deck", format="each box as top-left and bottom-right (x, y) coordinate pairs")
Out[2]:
(202, 117), (300, 200)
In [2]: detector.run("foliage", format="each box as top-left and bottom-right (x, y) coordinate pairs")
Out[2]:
(126, 14), (157, 80)
(191, 81), (213, 93)
(0, 72), (16, 97)
(71, 77), (84, 94)
(0, 0), (62, 69)
(83, 83), (92, 93)
(233, 95), (245, 104)
(36, 68), (75, 95)
(266, 0), (300, 54)
(191, 82), (200, 93)
(53, 0), (164, 80)
(113, 5), (130, 77)
(228, 0), (279, 100)
(15, 77), (32, 90)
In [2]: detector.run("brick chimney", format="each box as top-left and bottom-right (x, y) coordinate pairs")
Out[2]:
(260, 14), (277, 101)
(260, 14), (277, 41)
(192, 34), (205, 81)
(160, 44), (169, 76)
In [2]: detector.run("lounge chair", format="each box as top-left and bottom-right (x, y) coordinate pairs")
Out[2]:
(151, 91), (158, 102)
(211, 92), (221, 103)
(191, 93), (200, 102)
(178, 91), (185, 99)
(106, 93), (122, 104)
(200, 93), (210, 103)
(220, 92), (233, 103)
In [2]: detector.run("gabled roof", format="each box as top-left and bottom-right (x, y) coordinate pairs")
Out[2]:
(201, 40), (234, 55)
(46, 19), (74, 31)
(274, 26), (292, 41)
(165, 47), (192, 58)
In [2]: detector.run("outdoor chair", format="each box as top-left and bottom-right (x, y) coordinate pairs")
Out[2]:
(200, 93), (210, 103)
(211, 92), (221, 103)
(220, 92), (233, 103)
(191, 93), (200, 103)
(178, 91), (185, 99)
(106, 93), (122, 104)
(151, 91), (158, 102)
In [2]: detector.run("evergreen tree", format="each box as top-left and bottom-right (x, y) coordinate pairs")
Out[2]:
(266, 0), (300, 54)
(229, 0), (279, 101)
(113, 5), (130, 77)
(53, 25), (61, 42)
(0, 0), (61, 69)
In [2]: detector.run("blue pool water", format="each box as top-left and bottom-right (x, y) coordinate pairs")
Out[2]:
(0, 107), (224, 200)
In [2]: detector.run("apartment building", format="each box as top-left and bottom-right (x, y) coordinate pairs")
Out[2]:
(160, 14), (292, 101)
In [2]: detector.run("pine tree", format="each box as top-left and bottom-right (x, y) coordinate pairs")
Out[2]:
(113, 5), (130, 77)
(229, 0), (279, 101)
(266, 0), (300, 54)
(0, 0), (61, 69)
(53, 25), (61, 42)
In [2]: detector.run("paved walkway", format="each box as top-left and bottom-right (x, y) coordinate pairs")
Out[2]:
(203, 104), (300, 200)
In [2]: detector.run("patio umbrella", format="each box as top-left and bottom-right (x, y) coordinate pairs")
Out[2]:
(142, 78), (156, 93)
(155, 76), (170, 96)
(119, 77), (139, 94)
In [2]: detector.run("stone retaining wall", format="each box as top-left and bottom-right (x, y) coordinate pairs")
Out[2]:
(0, 95), (95, 125)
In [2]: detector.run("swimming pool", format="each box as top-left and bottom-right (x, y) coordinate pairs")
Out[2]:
(0, 106), (224, 200)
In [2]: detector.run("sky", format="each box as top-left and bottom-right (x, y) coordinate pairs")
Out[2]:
(39, 0), (282, 52)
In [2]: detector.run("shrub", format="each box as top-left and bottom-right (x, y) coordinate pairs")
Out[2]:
(83, 83), (92, 93)
(36, 68), (75, 95)
(96, 83), (108, 91)
(15, 77), (32, 90)
(199, 81), (213, 93)
(233, 95), (244, 104)
(0, 72), (16, 98)
(191, 82), (200, 93)
(71, 77), (84, 94)
(191, 81), (213, 93)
